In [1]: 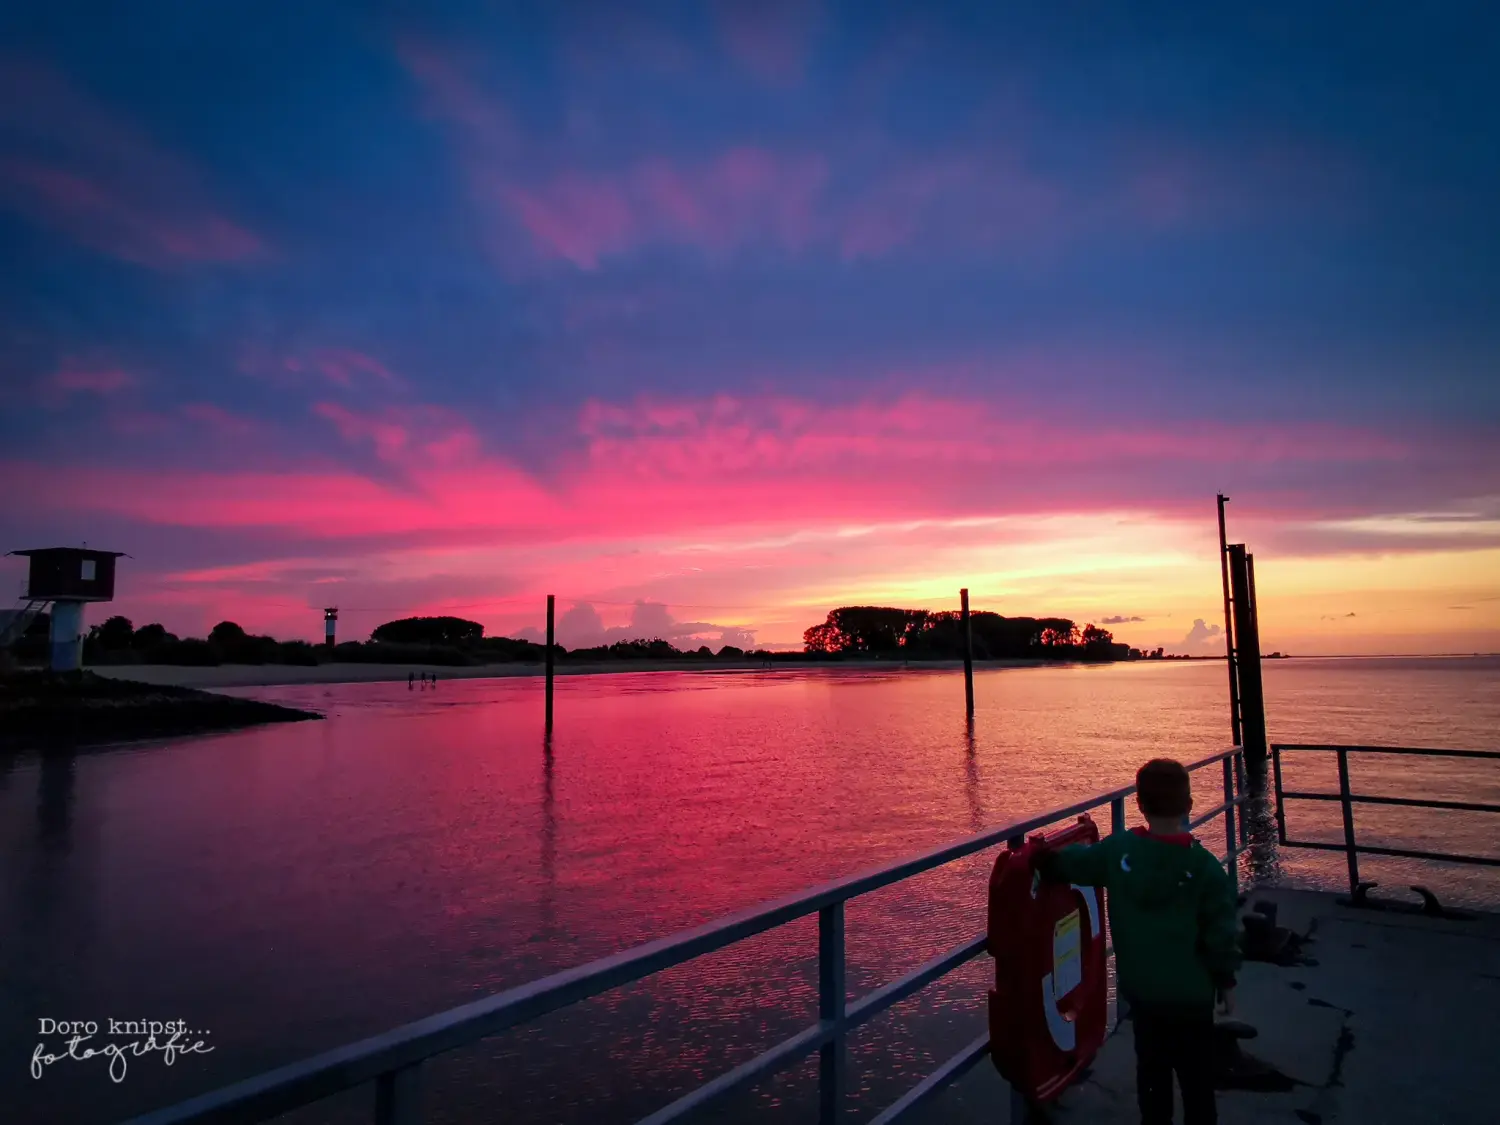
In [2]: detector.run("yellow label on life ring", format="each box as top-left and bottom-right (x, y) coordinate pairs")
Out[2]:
(1053, 910), (1083, 999)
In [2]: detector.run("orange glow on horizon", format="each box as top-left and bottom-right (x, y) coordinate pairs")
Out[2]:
(3, 392), (1496, 657)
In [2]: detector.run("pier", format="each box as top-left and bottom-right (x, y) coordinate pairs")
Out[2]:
(918, 885), (1500, 1125)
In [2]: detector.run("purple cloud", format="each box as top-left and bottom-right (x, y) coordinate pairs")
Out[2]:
(0, 59), (266, 267)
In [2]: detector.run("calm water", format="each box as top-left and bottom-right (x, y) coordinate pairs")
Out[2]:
(2, 657), (1497, 1125)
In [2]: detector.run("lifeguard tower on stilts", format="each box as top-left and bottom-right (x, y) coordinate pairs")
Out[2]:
(3, 547), (127, 671)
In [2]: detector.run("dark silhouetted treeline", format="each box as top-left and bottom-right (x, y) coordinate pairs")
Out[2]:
(11, 610), (1164, 670)
(370, 616), (484, 646)
(802, 606), (1143, 662)
(25, 614), (773, 668)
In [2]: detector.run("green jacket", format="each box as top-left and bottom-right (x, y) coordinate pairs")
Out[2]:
(1038, 830), (1241, 1005)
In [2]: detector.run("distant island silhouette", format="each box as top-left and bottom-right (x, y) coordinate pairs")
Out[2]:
(800, 606), (1145, 662)
(7, 608), (1217, 670)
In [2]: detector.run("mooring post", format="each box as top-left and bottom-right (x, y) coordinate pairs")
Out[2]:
(1216, 495), (1241, 748)
(1227, 546), (1267, 770)
(545, 594), (555, 734)
(960, 588), (974, 719)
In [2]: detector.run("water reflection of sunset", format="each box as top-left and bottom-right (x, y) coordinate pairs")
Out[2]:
(3, 660), (1495, 1123)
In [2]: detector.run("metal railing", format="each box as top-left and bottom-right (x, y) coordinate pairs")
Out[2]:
(1272, 743), (1500, 896)
(120, 748), (1248, 1125)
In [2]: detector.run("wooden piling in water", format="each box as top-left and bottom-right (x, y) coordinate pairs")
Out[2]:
(545, 594), (555, 734)
(960, 588), (974, 719)
(1227, 545), (1267, 769)
(1217, 494), (1242, 748)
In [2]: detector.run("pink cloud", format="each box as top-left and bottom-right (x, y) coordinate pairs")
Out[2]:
(47, 367), (138, 396)
(284, 350), (400, 388)
(312, 401), (481, 468)
(5, 390), (1429, 555)
(404, 47), (989, 267)
(106, 410), (175, 438)
(714, 0), (820, 87)
(401, 42), (1345, 271)
(398, 45), (842, 268)
(180, 403), (258, 437)
(454, 135), (828, 267)
(0, 60), (265, 267)
(499, 177), (637, 269)
(313, 402), (412, 463)
(557, 14), (698, 80)
(8, 386), (1487, 650)
(576, 394), (1410, 479)
(836, 157), (1058, 260)
(1111, 133), (1363, 230)
(65, 398), (262, 444)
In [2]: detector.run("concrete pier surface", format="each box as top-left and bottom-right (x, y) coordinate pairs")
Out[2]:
(912, 887), (1500, 1125)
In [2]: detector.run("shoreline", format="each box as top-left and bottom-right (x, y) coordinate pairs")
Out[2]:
(1, 671), (319, 752)
(89, 658), (1056, 690)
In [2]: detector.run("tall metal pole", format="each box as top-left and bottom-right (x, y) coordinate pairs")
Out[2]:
(960, 588), (974, 720)
(1217, 495), (1241, 747)
(545, 595), (555, 734)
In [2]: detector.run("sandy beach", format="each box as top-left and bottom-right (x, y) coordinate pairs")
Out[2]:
(87, 658), (1034, 690)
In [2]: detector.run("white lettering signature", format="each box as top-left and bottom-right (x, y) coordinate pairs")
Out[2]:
(31, 1031), (214, 1083)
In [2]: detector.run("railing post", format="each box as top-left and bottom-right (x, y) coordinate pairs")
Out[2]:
(1271, 744), (1287, 845)
(1336, 747), (1360, 897)
(1222, 756), (1238, 896)
(819, 902), (846, 1124)
(1235, 753), (1249, 847)
(375, 1063), (422, 1125)
(1110, 796), (1126, 836)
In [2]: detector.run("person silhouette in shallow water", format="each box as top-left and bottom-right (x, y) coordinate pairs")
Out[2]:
(1034, 758), (1241, 1125)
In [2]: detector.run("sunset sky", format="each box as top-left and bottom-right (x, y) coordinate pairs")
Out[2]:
(2, 4), (1497, 655)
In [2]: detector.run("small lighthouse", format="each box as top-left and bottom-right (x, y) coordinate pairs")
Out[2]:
(324, 606), (338, 648)
(7, 547), (126, 671)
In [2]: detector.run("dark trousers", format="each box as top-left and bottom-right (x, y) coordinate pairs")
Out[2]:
(1130, 1001), (1216, 1125)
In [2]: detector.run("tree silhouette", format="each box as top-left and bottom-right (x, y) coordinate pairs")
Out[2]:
(372, 616), (484, 645)
(1081, 624), (1115, 647)
(800, 605), (1123, 662)
(94, 615), (135, 650)
(803, 607), (928, 654)
(133, 623), (177, 649)
(802, 622), (846, 653)
(210, 621), (247, 646)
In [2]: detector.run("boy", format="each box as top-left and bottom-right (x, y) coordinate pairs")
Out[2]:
(1035, 759), (1240, 1125)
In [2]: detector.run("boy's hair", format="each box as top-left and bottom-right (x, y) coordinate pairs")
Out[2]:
(1136, 758), (1192, 818)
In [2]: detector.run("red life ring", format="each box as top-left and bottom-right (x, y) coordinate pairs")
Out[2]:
(986, 815), (1109, 1102)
